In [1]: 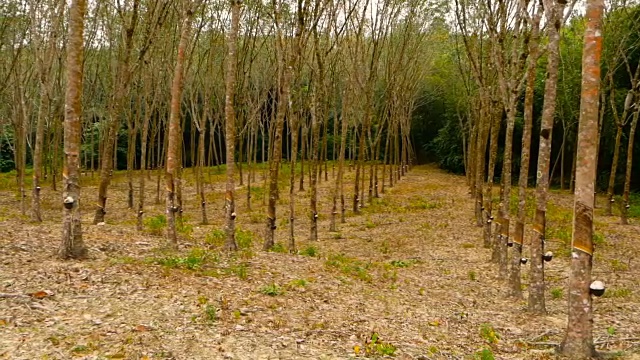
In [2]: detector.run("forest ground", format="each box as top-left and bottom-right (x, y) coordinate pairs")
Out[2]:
(1, 164), (639, 360)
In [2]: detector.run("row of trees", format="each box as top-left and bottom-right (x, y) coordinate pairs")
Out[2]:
(0, 0), (437, 252)
(454, 0), (629, 357)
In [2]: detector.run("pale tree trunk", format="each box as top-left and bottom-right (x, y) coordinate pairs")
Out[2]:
(60, 0), (88, 259)
(264, 0), (291, 250)
(529, 0), (565, 314)
(484, 104), (500, 250)
(511, 9), (542, 297)
(33, 0), (63, 222)
(197, 107), (208, 225)
(560, 1), (603, 355)
(605, 124), (623, 215)
(620, 107), (638, 225)
(166, 7), (193, 246)
(223, 0), (241, 252)
(309, 83), (321, 242)
(137, 94), (153, 231)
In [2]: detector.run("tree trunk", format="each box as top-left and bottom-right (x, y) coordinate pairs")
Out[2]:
(264, 3), (291, 250)
(223, 0), (241, 252)
(620, 107), (638, 225)
(560, 1), (603, 355)
(529, 0), (565, 314)
(605, 125), (623, 216)
(511, 20), (540, 297)
(137, 103), (152, 231)
(165, 9), (193, 247)
(60, 0), (88, 260)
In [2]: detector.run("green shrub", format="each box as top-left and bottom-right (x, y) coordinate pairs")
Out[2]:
(144, 214), (167, 236)
(299, 245), (318, 257)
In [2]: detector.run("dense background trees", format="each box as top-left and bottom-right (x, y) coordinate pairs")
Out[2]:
(2, 0), (639, 202)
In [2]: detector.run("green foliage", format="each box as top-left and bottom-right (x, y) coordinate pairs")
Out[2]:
(474, 348), (495, 360)
(603, 287), (632, 298)
(269, 242), (287, 253)
(152, 248), (215, 270)
(479, 323), (500, 344)
(226, 262), (249, 280)
(363, 333), (396, 356)
(236, 228), (254, 249)
(204, 304), (217, 322)
(299, 245), (318, 257)
(364, 218), (377, 229)
(325, 253), (372, 282)
(389, 259), (417, 268)
(287, 279), (308, 288)
(468, 270), (477, 281)
(409, 197), (440, 210)
(144, 214), (167, 236)
(260, 283), (283, 296)
(176, 217), (193, 238)
(551, 287), (563, 300)
(205, 229), (225, 247)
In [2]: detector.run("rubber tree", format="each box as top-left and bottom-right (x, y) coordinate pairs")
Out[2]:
(223, 0), (241, 252)
(60, 0), (88, 259)
(32, 0), (64, 222)
(263, 0), (292, 250)
(165, 3), (194, 246)
(93, 0), (168, 224)
(528, 0), (566, 315)
(560, 0), (604, 355)
(485, 0), (529, 278)
(511, 0), (544, 298)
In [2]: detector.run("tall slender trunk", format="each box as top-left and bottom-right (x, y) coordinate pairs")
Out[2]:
(165, 9), (193, 246)
(309, 82), (321, 242)
(560, 1), (603, 355)
(60, 0), (87, 259)
(223, 0), (241, 252)
(485, 104), (500, 250)
(264, 4), (291, 250)
(137, 103), (152, 231)
(605, 125), (623, 215)
(620, 107), (638, 225)
(529, 0), (565, 314)
(511, 22), (540, 297)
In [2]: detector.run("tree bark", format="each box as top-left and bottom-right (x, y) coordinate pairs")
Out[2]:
(560, 1), (603, 355)
(60, 0), (88, 260)
(223, 0), (241, 252)
(165, 7), (193, 246)
(620, 107), (638, 225)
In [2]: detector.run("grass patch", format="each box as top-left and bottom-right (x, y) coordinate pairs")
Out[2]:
(269, 242), (288, 253)
(479, 323), (500, 344)
(389, 259), (417, 268)
(225, 262), (249, 280)
(236, 228), (254, 249)
(603, 287), (632, 299)
(325, 253), (373, 282)
(286, 279), (308, 288)
(358, 333), (396, 356)
(205, 229), (225, 247)
(551, 287), (563, 299)
(299, 245), (318, 257)
(468, 270), (477, 281)
(260, 283), (283, 296)
(409, 197), (441, 210)
(364, 218), (377, 229)
(151, 247), (216, 270)
(144, 214), (167, 236)
(474, 348), (495, 360)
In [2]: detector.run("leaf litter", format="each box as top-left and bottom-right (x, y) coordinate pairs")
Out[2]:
(0, 165), (639, 359)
